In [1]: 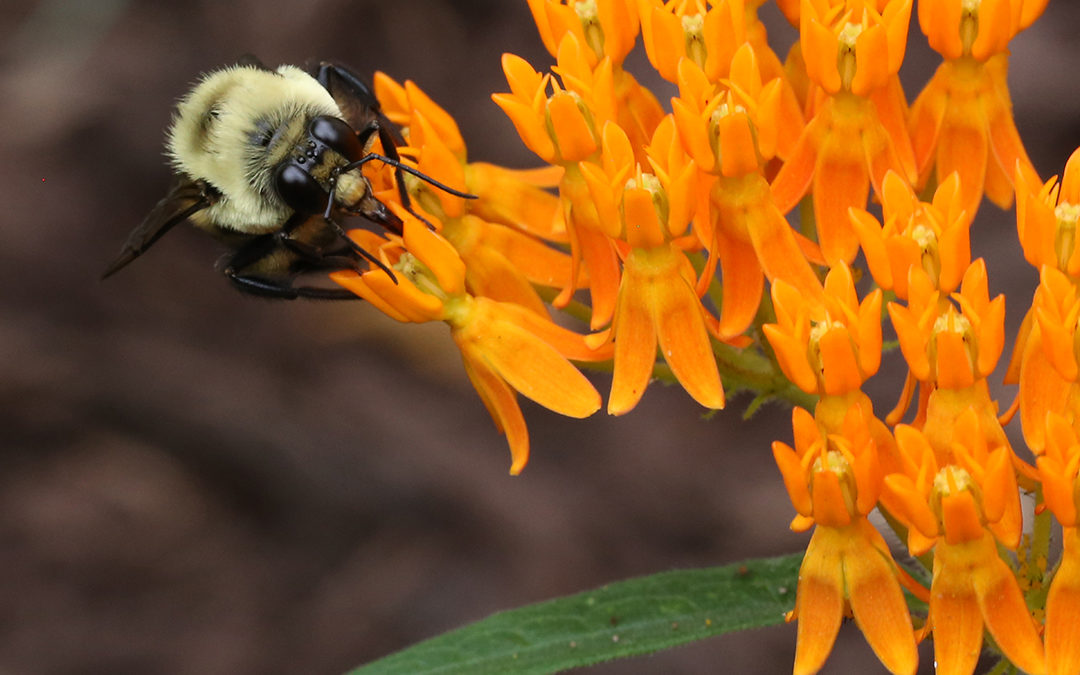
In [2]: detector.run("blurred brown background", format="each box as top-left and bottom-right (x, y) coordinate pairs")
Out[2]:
(2, 1), (1079, 673)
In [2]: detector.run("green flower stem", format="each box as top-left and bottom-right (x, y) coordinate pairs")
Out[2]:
(712, 340), (817, 410)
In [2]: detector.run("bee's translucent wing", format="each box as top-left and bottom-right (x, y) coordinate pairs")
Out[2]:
(102, 179), (214, 279)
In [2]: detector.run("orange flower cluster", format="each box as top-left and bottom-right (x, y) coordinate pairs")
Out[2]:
(330, 1), (1080, 673)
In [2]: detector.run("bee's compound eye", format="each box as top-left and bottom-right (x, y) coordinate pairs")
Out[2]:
(309, 115), (362, 161)
(274, 161), (329, 215)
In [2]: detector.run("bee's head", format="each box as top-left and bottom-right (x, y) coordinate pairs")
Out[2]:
(273, 115), (365, 216)
(166, 64), (341, 232)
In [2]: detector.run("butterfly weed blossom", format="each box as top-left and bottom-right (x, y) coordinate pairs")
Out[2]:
(332, 0), (1080, 672)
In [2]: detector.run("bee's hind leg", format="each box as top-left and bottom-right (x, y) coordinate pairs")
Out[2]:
(223, 231), (362, 300)
(225, 272), (359, 300)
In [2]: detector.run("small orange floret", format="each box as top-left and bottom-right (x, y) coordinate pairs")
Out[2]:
(918, 0), (1048, 62)
(764, 263), (881, 396)
(851, 170), (971, 300)
(799, 0), (911, 97)
(909, 52), (1040, 216)
(775, 406), (917, 675)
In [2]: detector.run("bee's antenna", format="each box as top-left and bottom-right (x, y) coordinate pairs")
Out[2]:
(341, 154), (477, 199)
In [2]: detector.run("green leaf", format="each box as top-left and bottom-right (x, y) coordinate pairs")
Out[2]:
(349, 552), (802, 675)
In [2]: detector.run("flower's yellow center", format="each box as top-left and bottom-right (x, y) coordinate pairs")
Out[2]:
(1055, 202), (1080, 270)
(930, 310), (976, 380)
(960, 0), (980, 55)
(837, 22), (863, 91)
(806, 317), (857, 385)
(398, 252), (449, 301)
(810, 447), (859, 518)
(626, 171), (668, 227)
(931, 464), (983, 524)
(808, 319), (838, 348)
(911, 223), (942, 287)
(574, 0), (606, 61)
(681, 14), (707, 71)
(708, 101), (754, 169)
(545, 90), (598, 160)
(714, 102), (747, 118)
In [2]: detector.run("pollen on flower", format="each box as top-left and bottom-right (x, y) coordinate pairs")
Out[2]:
(932, 465), (977, 503)
(931, 312), (973, 340)
(682, 14), (706, 67)
(1056, 202), (1080, 228)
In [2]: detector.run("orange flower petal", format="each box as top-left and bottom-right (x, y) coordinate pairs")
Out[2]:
(623, 186), (667, 249)
(810, 470), (851, 528)
(818, 327), (863, 396)
(747, 201), (825, 306)
(851, 24), (889, 97)
(980, 448), (1019, 542)
(457, 298), (601, 419)
(401, 215), (465, 296)
(608, 269), (657, 416)
(972, 547), (1047, 674)
(773, 440), (814, 516)
(459, 347), (530, 475)
(372, 71), (411, 127)
(929, 577), (985, 675)
(1019, 328), (1075, 453)
(1047, 528), (1080, 675)
(466, 163), (567, 242)
(985, 86), (1040, 209)
(716, 112), (759, 177)
(940, 490), (984, 546)
(969, 0), (1012, 61)
(639, 3), (685, 83)
(576, 224), (620, 328)
(975, 296), (1005, 377)
(498, 300), (612, 363)
(330, 270), (410, 322)
(888, 303), (932, 382)
(501, 52), (545, 101)
(671, 96), (715, 173)
(801, 17), (841, 94)
(919, 0), (964, 60)
(937, 116), (988, 218)
(525, 0), (560, 56)
(867, 81), (918, 185)
(846, 522), (919, 675)
(793, 530), (845, 675)
(814, 142), (869, 265)
(413, 113), (468, 218)
(579, 160), (621, 236)
(935, 331), (976, 390)
(769, 121), (817, 215)
(1061, 145), (1080, 203)
(856, 289), (884, 378)
(654, 282), (725, 410)
(850, 208), (893, 289)
(548, 90), (598, 161)
(1038, 456), (1077, 526)
(714, 232), (764, 338)
(764, 323), (819, 395)
(883, 0), (913, 73)
(492, 93), (557, 163)
(334, 268), (444, 323)
(405, 80), (465, 157)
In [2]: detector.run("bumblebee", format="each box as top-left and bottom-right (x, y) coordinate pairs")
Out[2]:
(104, 57), (469, 299)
